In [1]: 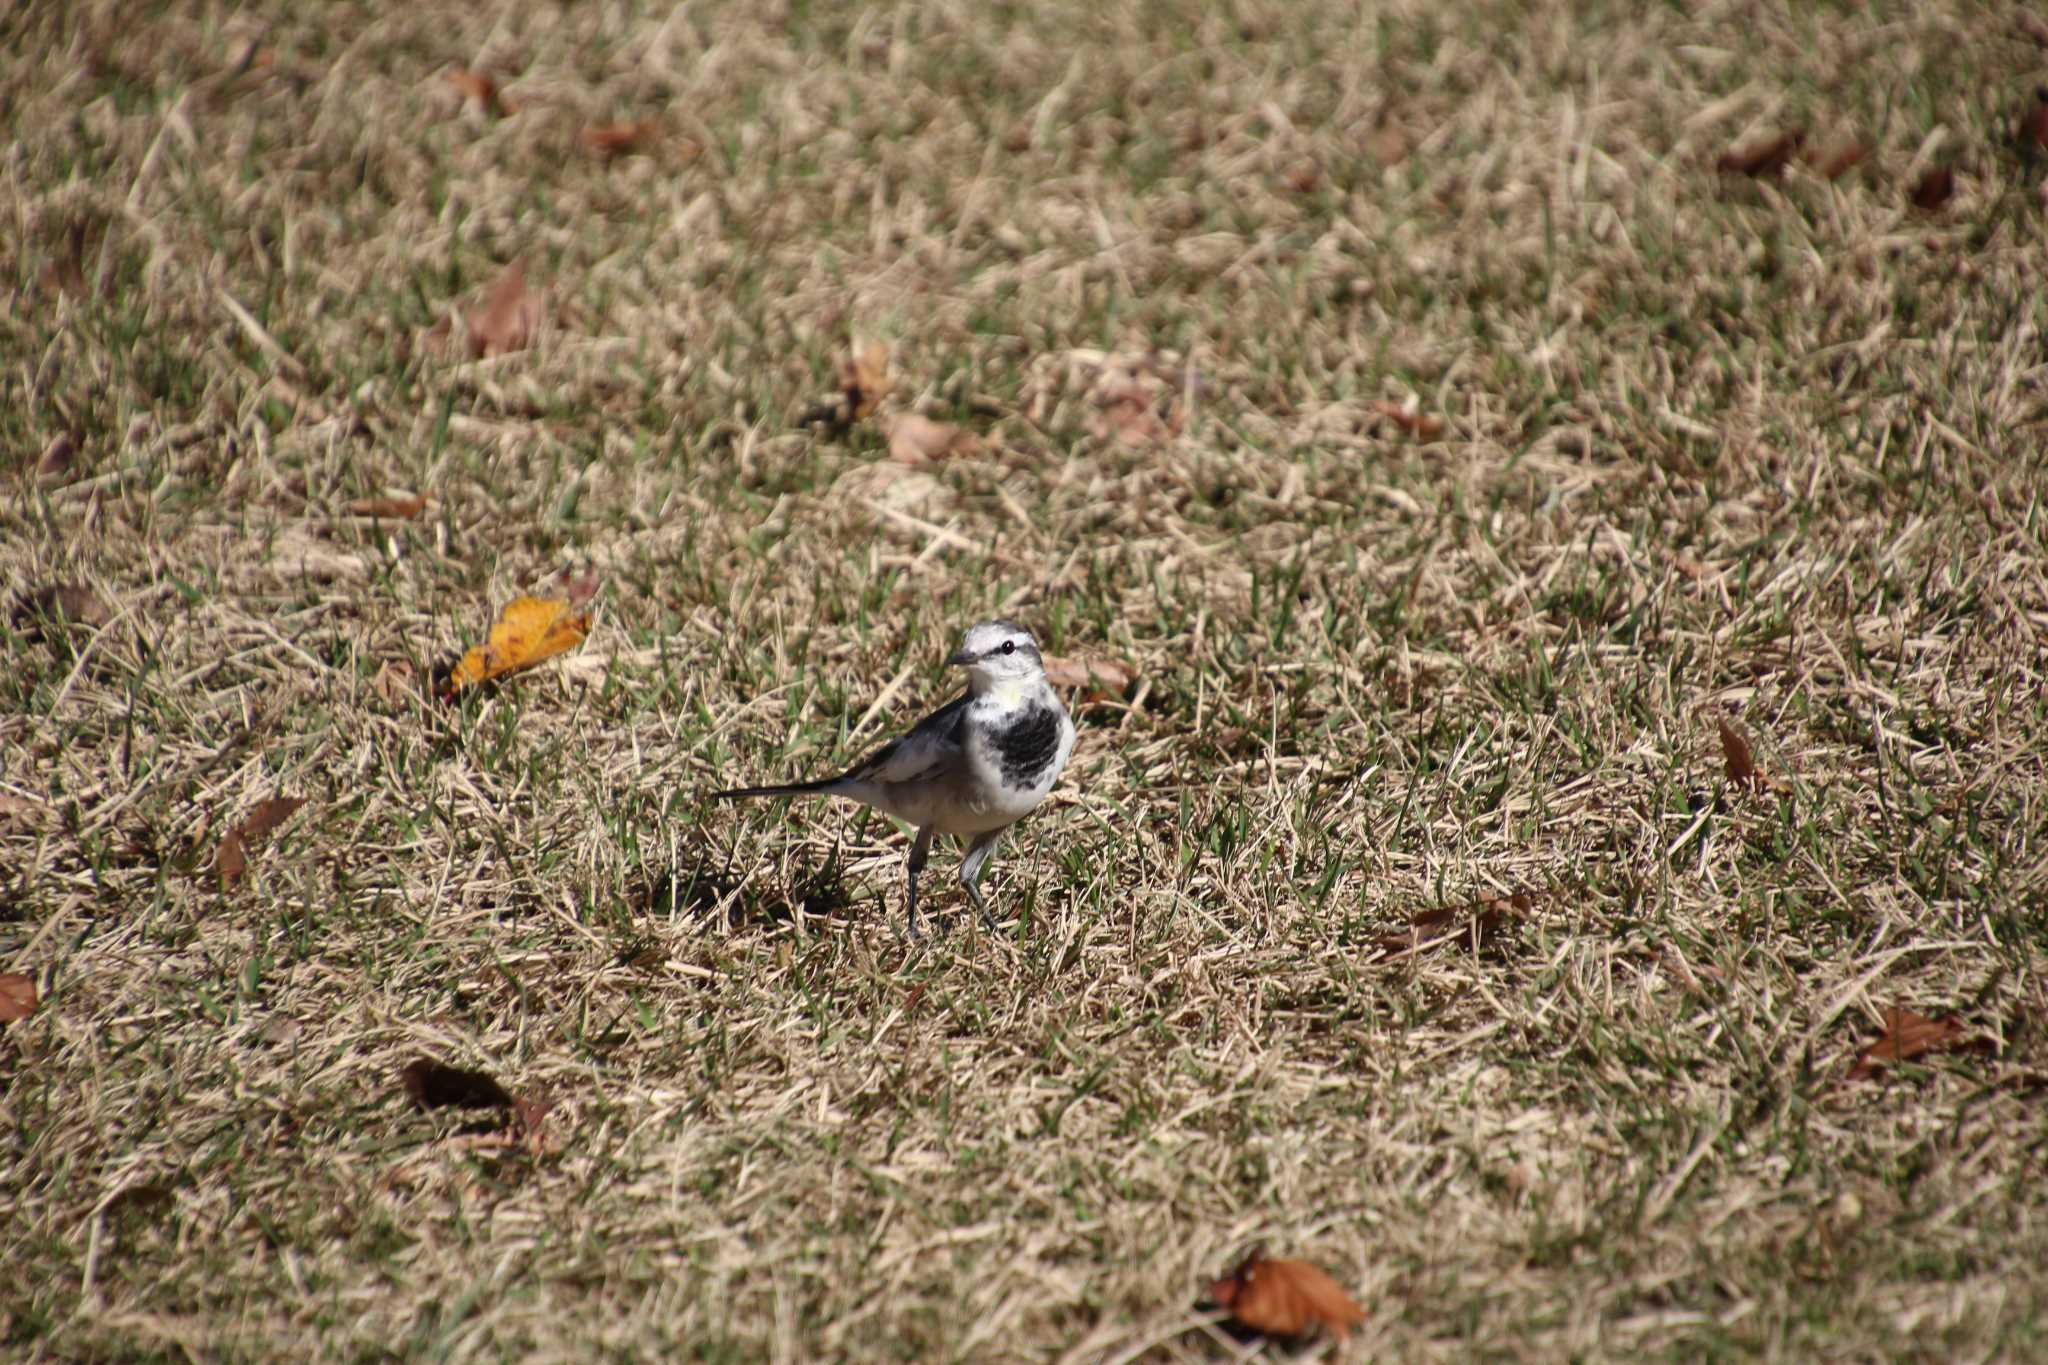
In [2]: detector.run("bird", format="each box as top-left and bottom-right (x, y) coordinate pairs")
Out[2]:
(713, 619), (1077, 936)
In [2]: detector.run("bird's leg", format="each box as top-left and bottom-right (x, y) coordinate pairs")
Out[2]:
(904, 826), (934, 938)
(958, 830), (1005, 933)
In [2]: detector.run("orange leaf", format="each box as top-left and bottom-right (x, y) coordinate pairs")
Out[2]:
(1847, 1007), (1978, 1081)
(1368, 399), (1445, 439)
(581, 119), (658, 157)
(465, 258), (543, 358)
(1717, 129), (1803, 178)
(1908, 165), (1954, 211)
(440, 594), (592, 696)
(1718, 717), (1760, 789)
(0, 972), (38, 1024)
(445, 68), (512, 117)
(1042, 654), (1138, 694)
(400, 1058), (515, 1110)
(1210, 1254), (1367, 1343)
(885, 413), (983, 465)
(347, 493), (429, 519)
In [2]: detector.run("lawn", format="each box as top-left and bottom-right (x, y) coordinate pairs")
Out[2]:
(5, 0), (2048, 1359)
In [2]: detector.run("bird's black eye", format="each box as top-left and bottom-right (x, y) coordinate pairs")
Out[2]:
(1001, 640), (1016, 655)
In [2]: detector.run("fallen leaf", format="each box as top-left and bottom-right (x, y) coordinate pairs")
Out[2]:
(1909, 165), (1954, 211)
(39, 219), (91, 298)
(581, 119), (658, 157)
(1362, 123), (1410, 166)
(1209, 1254), (1367, 1343)
(1042, 654), (1139, 694)
(445, 68), (512, 117)
(884, 413), (983, 465)
(215, 796), (306, 888)
(557, 569), (602, 610)
(347, 492), (429, 519)
(1379, 890), (1529, 956)
(1671, 552), (1710, 581)
(0, 973), (38, 1024)
(400, 1057), (515, 1110)
(1087, 378), (1183, 448)
(1847, 1007), (1982, 1081)
(514, 1093), (558, 1154)
(902, 983), (927, 1014)
(1283, 160), (1322, 194)
(215, 830), (248, 887)
(466, 258), (543, 358)
(1718, 717), (1760, 789)
(14, 584), (112, 634)
(439, 594), (592, 697)
(1810, 139), (1871, 181)
(2018, 90), (2048, 155)
(36, 435), (76, 481)
(0, 795), (49, 828)
(240, 796), (307, 843)
(1368, 399), (1445, 439)
(372, 659), (417, 705)
(1718, 129), (1804, 178)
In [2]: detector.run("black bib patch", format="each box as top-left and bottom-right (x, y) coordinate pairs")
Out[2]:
(993, 705), (1062, 787)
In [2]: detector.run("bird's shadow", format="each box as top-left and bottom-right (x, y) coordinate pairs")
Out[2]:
(640, 847), (857, 932)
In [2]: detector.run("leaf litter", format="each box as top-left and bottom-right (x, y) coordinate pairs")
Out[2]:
(1207, 1252), (1367, 1343)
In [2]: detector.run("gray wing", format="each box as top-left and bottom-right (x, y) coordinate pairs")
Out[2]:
(842, 693), (971, 786)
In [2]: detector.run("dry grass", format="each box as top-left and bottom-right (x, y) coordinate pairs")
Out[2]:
(5, 0), (2048, 1358)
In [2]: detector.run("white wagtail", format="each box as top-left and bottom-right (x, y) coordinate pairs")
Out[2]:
(714, 620), (1077, 936)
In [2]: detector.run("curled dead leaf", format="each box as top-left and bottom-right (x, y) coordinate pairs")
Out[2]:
(400, 1058), (515, 1110)
(36, 435), (76, 482)
(467, 258), (543, 358)
(1718, 717), (1761, 790)
(439, 594), (592, 697)
(0, 972), (39, 1024)
(1718, 129), (1804, 178)
(1847, 1007), (1983, 1081)
(1368, 399), (1445, 439)
(216, 796), (307, 888)
(884, 413), (983, 465)
(1209, 1254), (1367, 1343)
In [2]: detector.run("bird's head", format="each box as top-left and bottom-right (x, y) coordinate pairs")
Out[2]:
(946, 619), (1045, 694)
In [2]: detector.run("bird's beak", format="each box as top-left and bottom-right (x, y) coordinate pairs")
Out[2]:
(945, 647), (977, 668)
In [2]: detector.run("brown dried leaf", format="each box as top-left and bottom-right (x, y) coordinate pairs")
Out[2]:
(2022, 91), (2048, 153)
(1283, 160), (1322, 194)
(239, 796), (307, 843)
(1718, 717), (1760, 789)
(445, 68), (512, 117)
(1209, 1254), (1367, 1343)
(0, 795), (50, 829)
(1380, 890), (1530, 956)
(1087, 378), (1183, 448)
(15, 584), (112, 633)
(1368, 399), (1445, 439)
(466, 258), (543, 358)
(1810, 139), (1871, 181)
(36, 435), (76, 481)
(0, 972), (38, 1024)
(1042, 654), (1139, 694)
(1362, 123), (1410, 166)
(581, 119), (659, 158)
(885, 413), (983, 465)
(346, 493), (428, 520)
(215, 829), (249, 888)
(1847, 1007), (1979, 1081)
(1718, 129), (1804, 178)
(373, 659), (416, 705)
(1909, 165), (1955, 211)
(400, 1057), (516, 1110)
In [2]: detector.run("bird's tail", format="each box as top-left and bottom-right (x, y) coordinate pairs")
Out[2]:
(712, 777), (841, 801)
